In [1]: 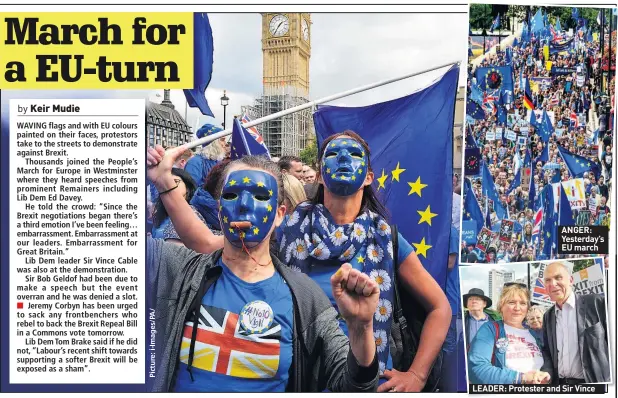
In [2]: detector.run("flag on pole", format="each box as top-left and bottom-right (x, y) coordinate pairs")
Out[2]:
(557, 145), (601, 178)
(490, 14), (500, 33)
(523, 77), (535, 110)
(559, 184), (575, 226)
(240, 113), (269, 154)
(230, 117), (271, 160)
(183, 13), (215, 117)
(463, 179), (484, 236)
(313, 66), (459, 288)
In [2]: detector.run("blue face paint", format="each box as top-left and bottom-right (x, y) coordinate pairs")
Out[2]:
(321, 138), (368, 197)
(219, 169), (278, 248)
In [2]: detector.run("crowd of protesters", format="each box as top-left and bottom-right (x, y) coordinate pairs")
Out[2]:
(463, 20), (614, 264)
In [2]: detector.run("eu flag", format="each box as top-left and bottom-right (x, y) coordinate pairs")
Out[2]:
(481, 161), (507, 219)
(183, 13), (215, 117)
(539, 110), (554, 143)
(313, 65), (459, 288)
(463, 179), (484, 236)
(527, 171), (536, 210)
(541, 185), (556, 258)
(230, 117), (271, 160)
(559, 184), (575, 226)
(475, 66), (514, 93)
(530, 9), (544, 35)
(466, 98), (485, 120)
(557, 145), (601, 178)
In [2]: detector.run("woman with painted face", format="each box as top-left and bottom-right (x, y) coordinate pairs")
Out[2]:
(147, 152), (380, 392)
(147, 132), (450, 392)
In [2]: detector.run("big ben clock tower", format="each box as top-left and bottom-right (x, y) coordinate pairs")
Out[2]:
(241, 13), (313, 157)
(262, 13), (311, 97)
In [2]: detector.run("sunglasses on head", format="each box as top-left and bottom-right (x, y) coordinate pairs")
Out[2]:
(504, 282), (527, 289)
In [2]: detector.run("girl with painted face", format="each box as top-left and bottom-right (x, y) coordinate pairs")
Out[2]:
(147, 132), (451, 392)
(147, 150), (380, 392)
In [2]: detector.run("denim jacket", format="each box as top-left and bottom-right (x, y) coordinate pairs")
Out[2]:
(468, 320), (543, 384)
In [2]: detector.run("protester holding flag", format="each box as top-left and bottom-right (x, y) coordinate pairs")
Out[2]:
(184, 123), (229, 188)
(146, 152), (381, 392)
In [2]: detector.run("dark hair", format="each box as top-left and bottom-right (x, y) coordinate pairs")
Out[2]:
(311, 130), (389, 221)
(204, 159), (231, 199)
(278, 155), (302, 171)
(153, 168), (197, 228)
(217, 155), (285, 206)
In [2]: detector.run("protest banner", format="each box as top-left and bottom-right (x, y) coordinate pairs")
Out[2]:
(551, 66), (576, 76)
(521, 167), (531, 191)
(499, 219), (514, 242)
(461, 220), (478, 244)
(476, 227), (492, 252)
(486, 130), (496, 140)
(577, 209), (592, 225)
(572, 264), (605, 296)
(552, 179), (587, 211)
(505, 129), (516, 141)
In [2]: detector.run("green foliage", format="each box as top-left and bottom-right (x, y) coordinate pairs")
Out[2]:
(469, 4), (493, 31)
(299, 141), (317, 169)
(572, 258), (596, 273)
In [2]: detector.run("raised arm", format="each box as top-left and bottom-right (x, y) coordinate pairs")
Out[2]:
(379, 251), (451, 392)
(147, 145), (224, 253)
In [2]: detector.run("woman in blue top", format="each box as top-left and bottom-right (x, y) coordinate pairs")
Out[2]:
(146, 131), (451, 392)
(467, 284), (550, 385)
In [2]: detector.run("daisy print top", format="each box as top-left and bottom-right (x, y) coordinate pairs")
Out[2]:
(276, 203), (414, 374)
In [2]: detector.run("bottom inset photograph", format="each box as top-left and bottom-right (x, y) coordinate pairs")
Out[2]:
(460, 258), (611, 386)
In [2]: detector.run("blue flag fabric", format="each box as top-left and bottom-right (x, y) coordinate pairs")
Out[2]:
(572, 8), (579, 21)
(482, 161), (507, 219)
(505, 47), (513, 65)
(550, 37), (574, 54)
(557, 145), (601, 178)
(539, 110), (554, 143)
(490, 14), (500, 33)
(475, 66), (514, 92)
(527, 175), (536, 210)
(556, 18), (562, 32)
(531, 10), (544, 34)
(466, 98), (485, 120)
(541, 185), (556, 258)
(313, 66), (459, 288)
(230, 117), (270, 160)
(558, 185), (575, 225)
(470, 80), (483, 104)
(529, 109), (540, 130)
(183, 13), (215, 117)
(463, 179), (484, 236)
(513, 37), (519, 47)
(535, 143), (549, 163)
(521, 22), (530, 43)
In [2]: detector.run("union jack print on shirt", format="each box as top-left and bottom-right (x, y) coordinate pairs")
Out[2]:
(179, 305), (281, 379)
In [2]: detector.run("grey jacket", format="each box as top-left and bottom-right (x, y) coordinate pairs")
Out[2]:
(540, 293), (610, 383)
(147, 237), (379, 392)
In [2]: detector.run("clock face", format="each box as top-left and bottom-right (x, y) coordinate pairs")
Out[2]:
(269, 14), (289, 37)
(302, 19), (309, 41)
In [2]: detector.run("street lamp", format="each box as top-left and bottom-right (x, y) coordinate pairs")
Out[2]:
(220, 90), (229, 129)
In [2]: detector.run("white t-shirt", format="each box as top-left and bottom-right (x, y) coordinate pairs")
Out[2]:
(503, 325), (544, 373)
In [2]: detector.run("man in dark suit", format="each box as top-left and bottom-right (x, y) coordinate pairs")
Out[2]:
(539, 262), (610, 384)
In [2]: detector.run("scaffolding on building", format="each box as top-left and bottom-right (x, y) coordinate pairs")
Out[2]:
(241, 85), (314, 158)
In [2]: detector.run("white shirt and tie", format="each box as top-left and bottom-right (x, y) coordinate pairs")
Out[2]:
(555, 293), (585, 379)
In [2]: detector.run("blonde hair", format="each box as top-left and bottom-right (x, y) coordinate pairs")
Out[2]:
(282, 174), (307, 213)
(497, 285), (530, 314)
(199, 138), (226, 161)
(526, 306), (545, 321)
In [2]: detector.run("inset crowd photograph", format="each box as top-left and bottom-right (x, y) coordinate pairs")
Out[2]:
(462, 5), (614, 263)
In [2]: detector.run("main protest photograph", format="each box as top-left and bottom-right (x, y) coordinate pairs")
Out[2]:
(143, 11), (469, 393)
(462, 5), (614, 265)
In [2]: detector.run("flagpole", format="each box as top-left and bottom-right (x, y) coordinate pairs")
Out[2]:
(181, 60), (461, 151)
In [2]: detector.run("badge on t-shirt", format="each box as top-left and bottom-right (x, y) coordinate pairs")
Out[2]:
(496, 337), (509, 353)
(240, 300), (275, 334)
